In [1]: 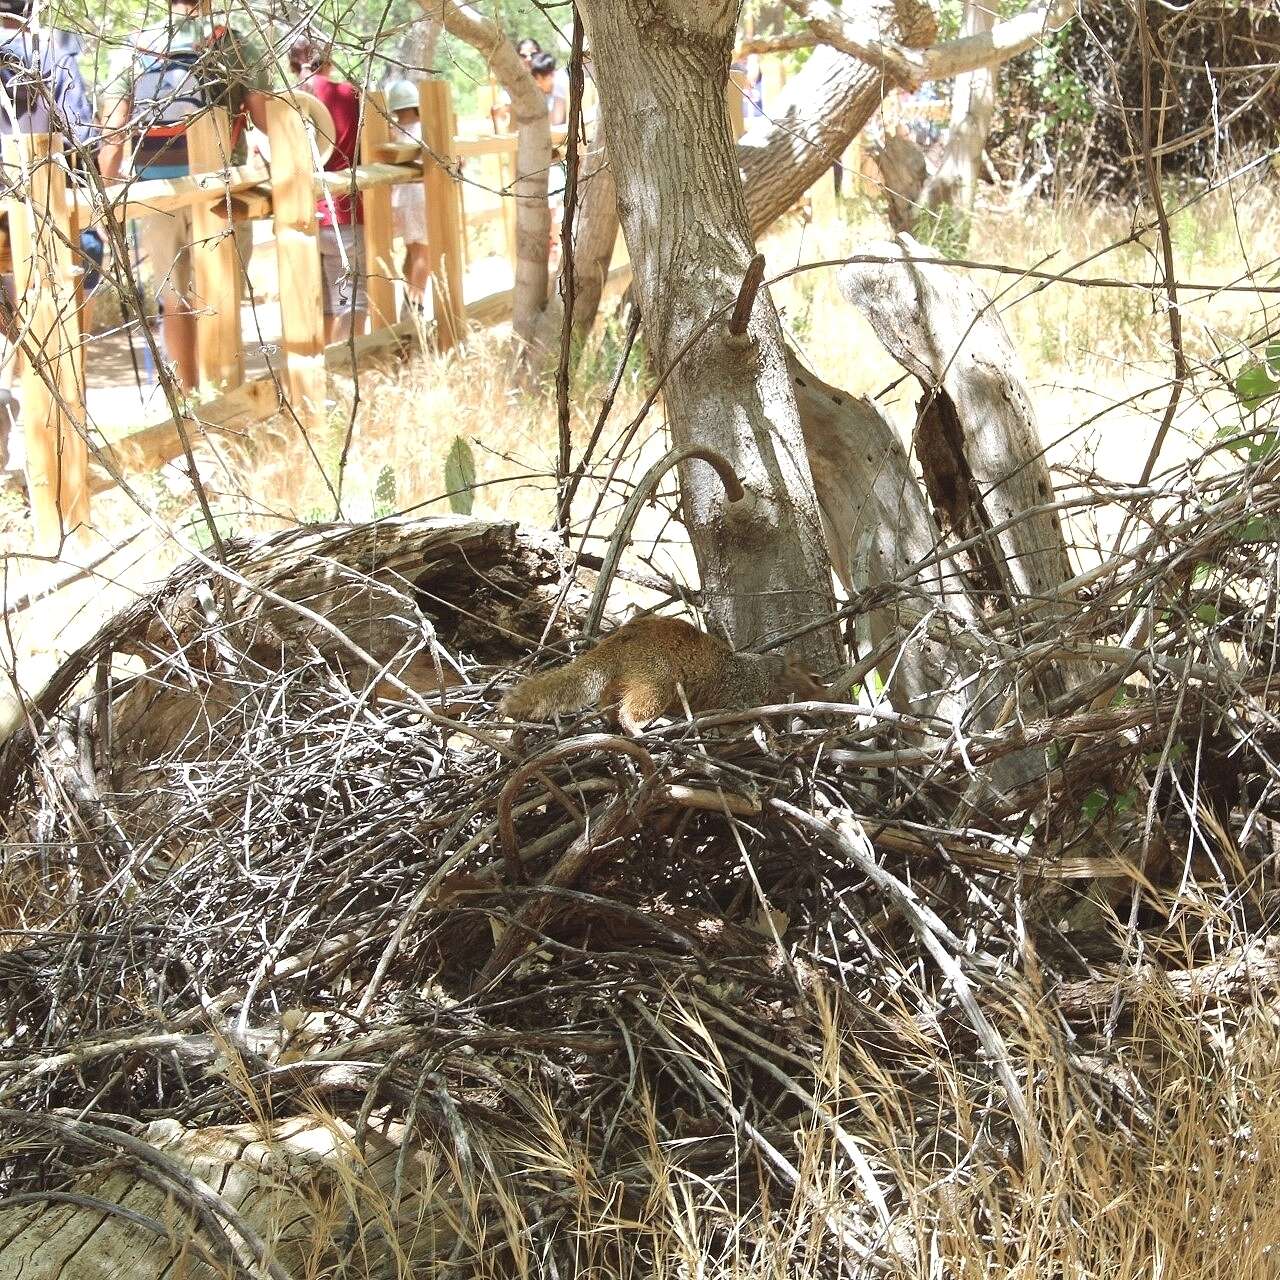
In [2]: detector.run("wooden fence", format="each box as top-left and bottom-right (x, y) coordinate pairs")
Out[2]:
(2, 79), (594, 552)
(3, 64), (886, 553)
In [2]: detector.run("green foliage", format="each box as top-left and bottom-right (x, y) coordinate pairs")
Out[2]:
(935, 0), (964, 42)
(575, 314), (646, 397)
(914, 202), (972, 260)
(1233, 341), (1280, 414)
(1026, 28), (1093, 142)
(373, 463), (397, 518)
(444, 435), (476, 515)
(1081, 785), (1136, 823)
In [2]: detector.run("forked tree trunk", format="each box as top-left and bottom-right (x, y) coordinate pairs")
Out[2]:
(740, 47), (918, 236)
(921, 0), (997, 219)
(575, 0), (838, 666)
(561, 1), (1072, 342)
(530, 115), (621, 361)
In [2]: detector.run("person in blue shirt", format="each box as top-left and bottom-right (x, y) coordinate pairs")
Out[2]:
(0, 0), (94, 147)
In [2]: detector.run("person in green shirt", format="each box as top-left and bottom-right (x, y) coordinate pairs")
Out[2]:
(99, 0), (271, 390)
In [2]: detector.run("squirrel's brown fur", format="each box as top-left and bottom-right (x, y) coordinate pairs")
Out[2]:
(500, 616), (828, 734)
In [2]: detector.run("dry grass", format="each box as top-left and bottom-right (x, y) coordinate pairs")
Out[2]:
(4, 172), (1280, 1276)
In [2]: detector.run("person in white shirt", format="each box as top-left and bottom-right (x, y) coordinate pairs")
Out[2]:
(384, 79), (428, 314)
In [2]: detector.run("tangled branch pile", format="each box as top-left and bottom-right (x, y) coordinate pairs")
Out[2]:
(2, 435), (1280, 1274)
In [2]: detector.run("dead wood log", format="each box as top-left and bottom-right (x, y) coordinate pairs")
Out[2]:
(1054, 936), (1280, 1023)
(838, 234), (1081, 713)
(0, 1115), (456, 1279)
(789, 347), (974, 724)
(0, 517), (586, 801)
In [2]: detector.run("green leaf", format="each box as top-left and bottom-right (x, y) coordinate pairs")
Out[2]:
(444, 436), (476, 516)
(1194, 602), (1221, 625)
(1234, 341), (1280, 412)
(1081, 788), (1109, 822)
(1234, 515), (1279, 543)
(373, 464), (397, 519)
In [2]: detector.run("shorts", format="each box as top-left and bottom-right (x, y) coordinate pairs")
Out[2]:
(319, 224), (367, 317)
(135, 209), (254, 309)
(136, 206), (194, 306)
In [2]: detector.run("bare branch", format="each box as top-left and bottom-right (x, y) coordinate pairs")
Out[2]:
(783, 0), (1077, 91)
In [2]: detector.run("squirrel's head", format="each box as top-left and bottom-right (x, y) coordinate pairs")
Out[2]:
(758, 653), (830, 703)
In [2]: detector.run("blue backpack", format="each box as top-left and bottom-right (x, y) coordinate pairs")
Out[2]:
(130, 27), (241, 173)
(0, 45), (40, 122)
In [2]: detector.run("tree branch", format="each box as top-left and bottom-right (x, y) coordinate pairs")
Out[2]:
(783, 0), (1077, 91)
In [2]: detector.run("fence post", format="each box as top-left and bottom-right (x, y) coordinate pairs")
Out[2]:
(187, 106), (245, 393)
(266, 96), (326, 429)
(360, 90), (397, 331)
(726, 69), (747, 142)
(3, 133), (88, 551)
(419, 79), (465, 351)
(498, 145), (517, 276)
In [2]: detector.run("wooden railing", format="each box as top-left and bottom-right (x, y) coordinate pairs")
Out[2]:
(2, 79), (596, 551)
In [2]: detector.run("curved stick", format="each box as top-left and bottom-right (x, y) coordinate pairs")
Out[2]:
(498, 733), (657, 884)
(584, 444), (746, 638)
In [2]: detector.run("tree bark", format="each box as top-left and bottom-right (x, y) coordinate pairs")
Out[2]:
(740, 0), (1074, 238)
(839, 234), (1079, 714)
(921, 0), (997, 217)
(399, 13), (442, 77)
(872, 133), (928, 233)
(562, 1), (1075, 344)
(423, 1), (551, 350)
(789, 348), (974, 724)
(575, 1), (838, 666)
(529, 115), (620, 362)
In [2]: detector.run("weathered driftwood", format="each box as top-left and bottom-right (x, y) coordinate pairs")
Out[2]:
(0, 516), (583, 797)
(789, 348), (974, 724)
(839, 235), (1080, 709)
(0, 1115), (456, 1279)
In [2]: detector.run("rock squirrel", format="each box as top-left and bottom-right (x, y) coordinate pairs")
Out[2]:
(500, 616), (828, 734)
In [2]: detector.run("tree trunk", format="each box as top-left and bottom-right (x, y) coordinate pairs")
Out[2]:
(740, 0), (1072, 238)
(564, 0), (1072, 339)
(921, 0), (997, 219)
(400, 13), (442, 77)
(789, 348), (974, 725)
(529, 115), (621, 363)
(871, 133), (928, 233)
(425, 2), (551, 351)
(575, 1), (838, 667)
(839, 234), (1080, 716)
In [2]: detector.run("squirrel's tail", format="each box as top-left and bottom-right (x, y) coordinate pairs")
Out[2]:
(500, 654), (609, 722)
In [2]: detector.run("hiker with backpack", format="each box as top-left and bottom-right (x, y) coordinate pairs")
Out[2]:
(99, 0), (270, 391)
